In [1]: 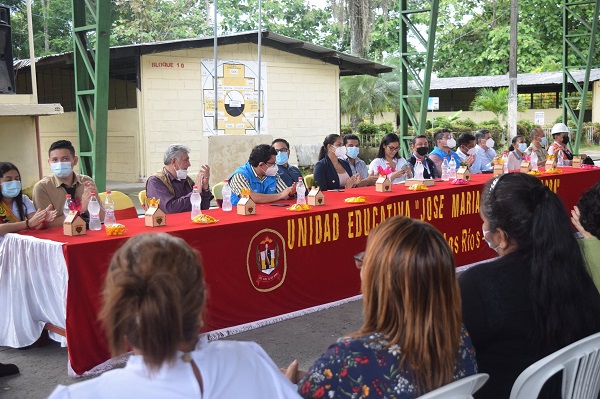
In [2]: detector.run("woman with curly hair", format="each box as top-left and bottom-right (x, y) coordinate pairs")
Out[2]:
(571, 180), (600, 290)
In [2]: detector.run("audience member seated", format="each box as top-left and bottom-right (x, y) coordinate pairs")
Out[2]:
(525, 127), (548, 166)
(427, 129), (461, 177)
(314, 134), (360, 190)
(33, 140), (103, 227)
(48, 233), (301, 399)
(272, 138), (304, 188)
(343, 134), (378, 186)
(459, 173), (600, 399)
(408, 135), (438, 179)
(288, 216), (477, 398)
(506, 135), (527, 170)
(229, 144), (294, 205)
(471, 129), (496, 173)
(571, 180), (600, 291)
(146, 144), (213, 214)
(455, 132), (480, 171)
(0, 162), (56, 236)
(368, 133), (413, 183)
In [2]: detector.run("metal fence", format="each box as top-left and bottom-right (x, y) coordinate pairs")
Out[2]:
(541, 126), (596, 144)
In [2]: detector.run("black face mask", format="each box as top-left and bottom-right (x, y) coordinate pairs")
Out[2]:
(416, 147), (428, 156)
(562, 135), (570, 145)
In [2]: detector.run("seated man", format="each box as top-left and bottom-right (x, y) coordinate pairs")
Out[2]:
(471, 129), (497, 173)
(343, 134), (378, 187)
(146, 144), (213, 214)
(408, 135), (438, 179)
(456, 132), (481, 172)
(525, 127), (548, 166)
(33, 140), (104, 228)
(271, 138), (304, 188)
(229, 144), (294, 206)
(428, 129), (461, 177)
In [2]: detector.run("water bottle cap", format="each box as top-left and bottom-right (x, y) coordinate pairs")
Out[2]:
(224, 179), (229, 183)
(193, 185), (198, 189)
(91, 192), (96, 196)
(106, 190), (111, 194)
(65, 194), (71, 198)
(298, 177), (303, 181)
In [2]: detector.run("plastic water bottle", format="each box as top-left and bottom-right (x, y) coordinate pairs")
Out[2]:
(64, 194), (72, 215)
(221, 180), (232, 211)
(103, 190), (116, 226)
(190, 185), (202, 219)
(448, 157), (457, 179)
(88, 193), (101, 230)
(531, 151), (538, 171)
(296, 177), (306, 205)
(503, 154), (509, 173)
(441, 158), (449, 181)
(414, 159), (424, 180)
(557, 150), (565, 167)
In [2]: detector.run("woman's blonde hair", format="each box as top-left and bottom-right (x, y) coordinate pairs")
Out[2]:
(358, 216), (462, 393)
(101, 233), (206, 370)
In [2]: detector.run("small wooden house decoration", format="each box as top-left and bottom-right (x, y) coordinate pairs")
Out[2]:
(519, 161), (532, 173)
(375, 175), (392, 192)
(63, 211), (86, 236)
(493, 164), (504, 177)
(404, 178), (434, 187)
(545, 155), (557, 170)
(144, 198), (166, 227)
(237, 189), (256, 215)
(456, 166), (471, 181)
(307, 186), (325, 206)
(572, 156), (582, 168)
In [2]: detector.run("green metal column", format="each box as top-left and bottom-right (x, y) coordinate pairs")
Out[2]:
(399, 0), (439, 158)
(561, 0), (599, 155)
(72, 0), (111, 191)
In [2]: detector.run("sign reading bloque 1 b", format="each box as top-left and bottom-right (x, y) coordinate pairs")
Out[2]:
(427, 97), (439, 111)
(201, 59), (267, 135)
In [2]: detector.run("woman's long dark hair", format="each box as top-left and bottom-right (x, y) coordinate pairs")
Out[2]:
(0, 162), (25, 221)
(318, 134), (341, 160)
(481, 173), (600, 355)
(376, 133), (401, 159)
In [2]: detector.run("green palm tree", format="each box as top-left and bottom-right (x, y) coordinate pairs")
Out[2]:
(470, 87), (526, 123)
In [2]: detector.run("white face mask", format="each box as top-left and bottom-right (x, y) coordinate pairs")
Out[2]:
(485, 138), (495, 148)
(264, 164), (278, 177)
(467, 147), (477, 155)
(482, 227), (500, 253)
(174, 160), (188, 180)
(540, 137), (547, 147)
(446, 138), (456, 148)
(50, 162), (73, 179)
(334, 146), (347, 158)
(517, 142), (527, 152)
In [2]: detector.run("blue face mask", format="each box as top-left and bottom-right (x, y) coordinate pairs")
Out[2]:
(540, 137), (547, 147)
(346, 147), (360, 159)
(518, 142), (527, 152)
(276, 152), (289, 165)
(51, 162), (73, 179)
(1, 180), (21, 198)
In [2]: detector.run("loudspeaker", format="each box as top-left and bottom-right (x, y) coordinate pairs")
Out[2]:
(0, 6), (15, 94)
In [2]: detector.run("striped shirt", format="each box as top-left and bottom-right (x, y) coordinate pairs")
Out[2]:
(229, 167), (288, 197)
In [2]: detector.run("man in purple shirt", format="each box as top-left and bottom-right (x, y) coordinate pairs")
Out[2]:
(145, 144), (213, 213)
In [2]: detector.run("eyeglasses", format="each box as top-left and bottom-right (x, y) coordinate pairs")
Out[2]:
(275, 148), (289, 153)
(265, 161), (276, 167)
(387, 146), (399, 152)
(354, 251), (365, 269)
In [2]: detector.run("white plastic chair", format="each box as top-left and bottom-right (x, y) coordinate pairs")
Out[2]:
(509, 332), (600, 399)
(416, 374), (489, 399)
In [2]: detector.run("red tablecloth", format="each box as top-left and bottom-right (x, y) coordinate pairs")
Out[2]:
(23, 167), (600, 374)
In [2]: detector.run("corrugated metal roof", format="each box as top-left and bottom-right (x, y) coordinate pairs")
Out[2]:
(14, 30), (392, 77)
(430, 69), (600, 90)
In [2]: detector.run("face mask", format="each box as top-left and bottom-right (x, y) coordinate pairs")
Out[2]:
(174, 160), (188, 180)
(264, 164), (278, 177)
(416, 147), (428, 156)
(482, 227), (500, 253)
(467, 147), (477, 155)
(446, 138), (456, 148)
(276, 152), (289, 165)
(334, 146), (347, 158)
(485, 138), (495, 148)
(50, 162), (73, 179)
(1, 180), (21, 198)
(562, 135), (570, 145)
(540, 137), (547, 147)
(518, 143), (528, 152)
(346, 147), (360, 159)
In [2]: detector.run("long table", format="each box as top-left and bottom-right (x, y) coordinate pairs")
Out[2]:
(2, 167), (598, 375)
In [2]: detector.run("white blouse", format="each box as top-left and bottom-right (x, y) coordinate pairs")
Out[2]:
(368, 157), (410, 184)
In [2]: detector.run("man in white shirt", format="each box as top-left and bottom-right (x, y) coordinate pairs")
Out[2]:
(471, 129), (496, 173)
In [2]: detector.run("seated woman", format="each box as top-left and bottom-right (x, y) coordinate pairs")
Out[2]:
(459, 173), (600, 399)
(506, 135), (527, 170)
(48, 233), (301, 399)
(368, 133), (412, 183)
(293, 216), (477, 398)
(0, 162), (56, 237)
(313, 134), (361, 191)
(571, 180), (600, 291)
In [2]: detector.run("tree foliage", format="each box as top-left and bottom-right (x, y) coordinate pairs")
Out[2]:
(470, 87), (526, 123)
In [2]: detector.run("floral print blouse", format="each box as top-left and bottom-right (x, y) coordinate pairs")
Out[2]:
(298, 326), (477, 399)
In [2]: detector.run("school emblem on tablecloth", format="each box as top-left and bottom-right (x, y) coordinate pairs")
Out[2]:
(247, 229), (287, 292)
